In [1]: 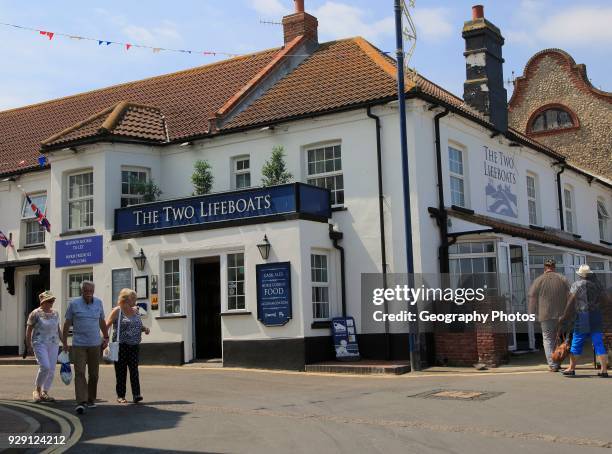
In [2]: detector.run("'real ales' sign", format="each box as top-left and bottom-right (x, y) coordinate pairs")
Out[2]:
(113, 183), (331, 238)
(483, 146), (518, 218)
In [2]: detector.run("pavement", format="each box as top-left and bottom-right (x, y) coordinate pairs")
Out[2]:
(0, 359), (611, 454)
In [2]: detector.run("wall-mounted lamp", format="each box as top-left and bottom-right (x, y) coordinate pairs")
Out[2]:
(257, 235), (271, 260)
(133, 248), (147, 271)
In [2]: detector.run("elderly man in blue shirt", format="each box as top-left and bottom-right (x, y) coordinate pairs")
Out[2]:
(61, 281), (109, 414)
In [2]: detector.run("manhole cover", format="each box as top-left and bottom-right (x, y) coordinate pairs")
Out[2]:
(409, 389), (503, 401)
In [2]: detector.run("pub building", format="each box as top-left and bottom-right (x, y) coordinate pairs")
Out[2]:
(0, 3), (610, 369)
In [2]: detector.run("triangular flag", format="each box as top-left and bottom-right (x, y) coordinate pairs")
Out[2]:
(98, 40), (103, 45)
(47, 32), (54, 40)
(153, 48), (161, 53)
(126, 44), (131, 50)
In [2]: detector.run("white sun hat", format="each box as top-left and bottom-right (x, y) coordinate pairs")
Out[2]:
(576, 264), (593, 277)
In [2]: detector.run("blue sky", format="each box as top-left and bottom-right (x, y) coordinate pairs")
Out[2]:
(0, 0), (610, 111)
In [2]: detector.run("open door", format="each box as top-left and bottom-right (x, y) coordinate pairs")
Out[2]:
(497, 242), (516, 351)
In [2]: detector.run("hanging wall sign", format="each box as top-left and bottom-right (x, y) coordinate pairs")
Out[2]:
(256, 262), (292, 326)
(55, 235), (103, 268)
(483, 146), (518, 218)
(332, 317), (360, 360)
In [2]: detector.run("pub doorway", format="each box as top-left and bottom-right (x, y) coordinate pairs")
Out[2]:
(192, 257), (222, 360)
(23, 265), (49, 355)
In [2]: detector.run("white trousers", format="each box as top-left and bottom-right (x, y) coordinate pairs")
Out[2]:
(33, 343), (58, 391)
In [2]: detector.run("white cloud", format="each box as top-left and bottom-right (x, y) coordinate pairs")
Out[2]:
(313, 2), (394, 41)
(123, 21), (181, 46)
(412, 7), (453, 41)
(248, 0), (291, 17)
(507, 3), (612, 48)
(538, 7), (612, 46)
(93, 9), (182, 46)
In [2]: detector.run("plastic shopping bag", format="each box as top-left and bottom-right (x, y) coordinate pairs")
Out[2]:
(58, 351), (72, 386)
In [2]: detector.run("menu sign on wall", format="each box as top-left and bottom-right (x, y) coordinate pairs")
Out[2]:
(483, 146), (518, 218)
(256, 262), (292, 326)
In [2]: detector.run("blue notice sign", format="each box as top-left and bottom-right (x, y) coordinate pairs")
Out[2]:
(55, 235), (103, 268)
(256, 262), (292, 326)
(332, 317), (360, 361)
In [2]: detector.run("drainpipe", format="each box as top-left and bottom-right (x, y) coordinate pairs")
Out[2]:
(555, 163), (566, 231)
(329, 225), (346, 317)
(366, 106), (391, 360)
(433, 108), (450, 273)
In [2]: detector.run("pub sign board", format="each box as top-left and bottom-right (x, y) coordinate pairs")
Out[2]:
(114, 183), (331, 238)
(256, 261), (292, 326)
(55, 235), (103, 268)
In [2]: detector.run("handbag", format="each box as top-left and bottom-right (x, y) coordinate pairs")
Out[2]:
(103, 309), (122, 362)
(551, 331), (571, 364)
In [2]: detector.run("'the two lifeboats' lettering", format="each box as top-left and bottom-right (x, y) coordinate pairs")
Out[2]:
(133, 194), (272, 226)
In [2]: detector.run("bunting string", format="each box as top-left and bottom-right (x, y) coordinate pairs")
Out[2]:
(0, 21), (242, 57)
(0, 21), (382, 58)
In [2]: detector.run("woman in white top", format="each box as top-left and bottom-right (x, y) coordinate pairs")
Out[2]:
(26, 290), (62, 403)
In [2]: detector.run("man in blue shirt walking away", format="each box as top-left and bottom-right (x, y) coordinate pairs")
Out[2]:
(62, 281), (109, 414)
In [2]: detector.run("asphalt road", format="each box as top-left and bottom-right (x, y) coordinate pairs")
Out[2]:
(1, 364), (611, 453)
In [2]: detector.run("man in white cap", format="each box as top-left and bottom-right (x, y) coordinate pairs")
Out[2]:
(560, 265), (609, 377)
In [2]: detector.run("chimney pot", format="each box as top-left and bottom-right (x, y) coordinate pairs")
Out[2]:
(295, 0), (304, 13)
(472, 5), (484, 20)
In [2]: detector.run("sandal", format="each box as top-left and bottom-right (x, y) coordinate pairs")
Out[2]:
(562, 370), (576, 376)
(598, 372), (609, 378)
(117, 397), (128, 404)
(32, 390), (42, 403)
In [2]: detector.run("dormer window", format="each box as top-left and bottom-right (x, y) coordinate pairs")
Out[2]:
(529, 106), (576, 133)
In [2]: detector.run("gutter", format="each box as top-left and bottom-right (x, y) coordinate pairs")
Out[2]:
(366, 106), (390, 360)
(329, 226), (346, 317)
(432, 107), (450, 273)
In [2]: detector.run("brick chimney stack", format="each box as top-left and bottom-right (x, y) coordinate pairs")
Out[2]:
(462, 5), (508, 132)
(282, 0), (318, 45)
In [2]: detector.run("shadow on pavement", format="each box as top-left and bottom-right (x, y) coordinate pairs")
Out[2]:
(51, 400), (195, 450)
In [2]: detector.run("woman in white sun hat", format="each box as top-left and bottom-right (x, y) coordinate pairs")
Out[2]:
(26, 290), (63, 402)
(560, 265), (609, 377)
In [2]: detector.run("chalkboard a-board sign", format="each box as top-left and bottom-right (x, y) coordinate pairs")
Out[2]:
(256, 262), (292, 326)
(112, 268), (132, 307)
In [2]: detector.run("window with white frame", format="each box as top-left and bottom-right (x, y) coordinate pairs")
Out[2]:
(21, 193), (47, 246)
(311, 253), (330, 320)
(306, 144), (343, 206)
(597, 199), (609, 242)
(448, 242), (497, 294)
(67, 270), (93, 301)
(121, 168), (148, 207)
(563, 185), (576, 233)
(68, 171), (93, 230)
(448, 146), (466, 207)
(233, 157), (250, 189)
(163, 259), (181, 314)
(227, 253), (245, 310)
(526, 174), (539, 225)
